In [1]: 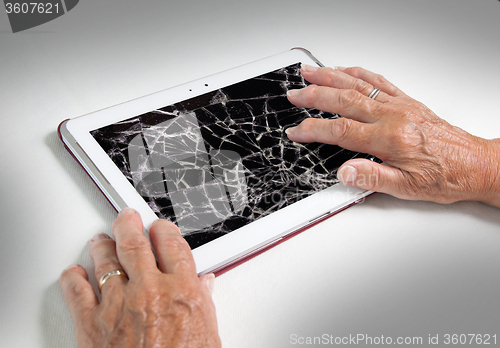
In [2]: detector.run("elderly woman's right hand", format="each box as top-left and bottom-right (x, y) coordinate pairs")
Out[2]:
(286, 65), (500, 207)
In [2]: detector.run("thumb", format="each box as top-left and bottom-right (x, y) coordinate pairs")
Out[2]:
(337, 159), (405, 196)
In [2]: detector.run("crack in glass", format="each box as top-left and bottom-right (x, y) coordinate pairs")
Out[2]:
(91, 63), (379, 249)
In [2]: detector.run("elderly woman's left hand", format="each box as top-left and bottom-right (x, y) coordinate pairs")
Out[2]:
(60, 208), (221, 348)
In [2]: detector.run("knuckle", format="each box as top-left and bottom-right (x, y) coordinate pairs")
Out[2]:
(174, 258), (196, 273)
(95, 258), (120, 278)
(72, 281), (91, 297)
(374, 73), (389, 86)
(325, 67), (337, 81)
(388, 121), (424, 149)
(371, 100), (387, 116)
(304, 84), (321, 102)
(111, 212), (136, 231)
(351, 78), (369, 94)
(117, 236), (150, 256)
(330, 117), (352, 140)
(161, 233), (190, 252)
(338, 89), (362, 111)
(63, 278), (94, 306)
(172, 290), (205, 317)
(124, 278), (160, 309)
(129, 277), (205, 323)
(150, 219), (181, 239)
(135, 277), (159, 298)
(130, 274), (157, 297)
(98, 310), (121, 334)
(415, 101), (438, 118)
(298, 117), (316, 133)
(347, 66), (363, 77)
(382, 107), (428, 150)
(304, 85), (332, 109)
(154, 218), (179, 230)
(326, 68), (342, 86)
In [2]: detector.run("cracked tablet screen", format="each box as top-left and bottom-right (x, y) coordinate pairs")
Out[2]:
(90, 63), (379, 249)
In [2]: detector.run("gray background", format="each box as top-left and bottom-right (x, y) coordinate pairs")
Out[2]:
(1, 1), (499, 347)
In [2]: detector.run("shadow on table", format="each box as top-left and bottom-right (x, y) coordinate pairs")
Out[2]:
(45, 131), (116, 222)
(40, 132), (118, 347)
(365, 192), (500, 227)
(40, 241), (102, 348)
(278, 195), (500, 347)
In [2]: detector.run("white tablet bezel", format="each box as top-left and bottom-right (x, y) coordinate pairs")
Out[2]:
(59, 48), (372, 275)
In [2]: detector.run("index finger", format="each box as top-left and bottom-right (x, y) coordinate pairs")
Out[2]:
(112, 208), (158, 279)
(148, 219), (198, 277)
(286, 117), (379, 157)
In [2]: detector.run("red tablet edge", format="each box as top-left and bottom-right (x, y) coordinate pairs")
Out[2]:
(58, 119), (373, 277)
(57, 119), (119, 213)
(210, 194), (373, 277)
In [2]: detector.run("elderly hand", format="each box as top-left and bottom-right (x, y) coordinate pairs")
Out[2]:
(60, 208), (221, 348)
(286, 65), (500, 208)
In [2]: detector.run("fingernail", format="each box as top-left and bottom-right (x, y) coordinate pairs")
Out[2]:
(91, 233), (110, 242)
(65, 263), (81, 271)
(207, 273), (215, 295)
(334, 66), (347, 71)
(301, 63), (319, 72)
(287, 89), (300, 98)
(285, 126), (296, 136)
(338, 165), (357, 184)
(118, 207), (136, 217)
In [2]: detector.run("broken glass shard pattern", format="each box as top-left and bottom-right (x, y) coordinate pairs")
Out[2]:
(90, 63), (379, 249)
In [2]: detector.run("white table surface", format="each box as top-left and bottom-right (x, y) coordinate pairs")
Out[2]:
(1, 1), (499, 347)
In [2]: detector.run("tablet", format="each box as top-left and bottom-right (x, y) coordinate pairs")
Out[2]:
(58, 48), (379, 275)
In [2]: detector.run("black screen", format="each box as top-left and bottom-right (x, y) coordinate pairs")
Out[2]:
(91, 63), (378, 249)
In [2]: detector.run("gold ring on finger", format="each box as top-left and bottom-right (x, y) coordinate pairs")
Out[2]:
(98, 269), (127, 292)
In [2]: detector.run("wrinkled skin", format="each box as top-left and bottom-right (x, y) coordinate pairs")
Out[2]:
(60, 208), (221, 348)
(286, 65), (500, 208)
